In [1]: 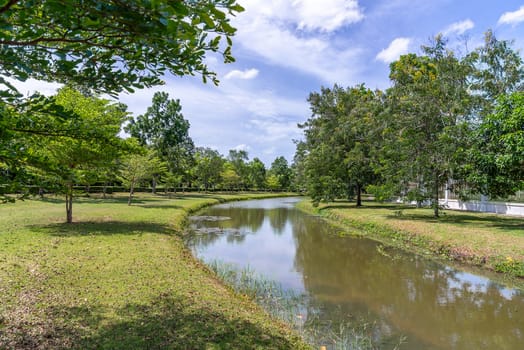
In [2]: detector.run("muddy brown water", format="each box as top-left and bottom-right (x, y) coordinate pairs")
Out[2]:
(186, 197), (523, 349)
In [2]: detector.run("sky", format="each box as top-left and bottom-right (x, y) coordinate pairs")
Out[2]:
(14, 0), (524, 166)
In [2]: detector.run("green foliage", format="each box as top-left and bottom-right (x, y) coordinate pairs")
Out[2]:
(125, 91), (195, 179)
(220, 162), (242, 189)
(494, 257), (524, 277)
(248, 157), (267, 189)
(269, 156), (292, 190)
(295, 31), (524, 212)
(27, 87), (129, 221)
(0, 0), (244, 94)
(194, 147), (225, 190)
(119, 147), (166, 205)
(467, 92), (524, 197)
(266, 174), (281, 191)
(298, 84), (381, 205)
(366, 184), (396, 202)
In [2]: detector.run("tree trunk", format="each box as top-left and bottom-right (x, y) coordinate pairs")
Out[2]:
(128, 182), (135, 206)
(102, 183), (107, 199)
(152, 176), (157, 194)
(66, 182), (73, 223)
(434, 172), (439, 218)
(356, 183), (362, 207)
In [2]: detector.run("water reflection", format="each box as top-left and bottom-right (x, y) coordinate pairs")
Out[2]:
(187, 197), (524, 350)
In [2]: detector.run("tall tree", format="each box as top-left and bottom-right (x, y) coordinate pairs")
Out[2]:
(269, 156), (292, 191)
(125, 92), (194, 188)
(385, 37), (471, 216)
(248, 158), (267, 190)
(228, 149), (249, 188)
(299, 84), (381, 206)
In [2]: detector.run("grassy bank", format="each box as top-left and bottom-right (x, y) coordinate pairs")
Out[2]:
(297, 200), (524, 282)
(0, 192), (310, 349)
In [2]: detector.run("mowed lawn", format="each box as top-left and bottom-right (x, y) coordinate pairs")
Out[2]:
(298, 200), (524, 279)
(0, 193), (309, 350)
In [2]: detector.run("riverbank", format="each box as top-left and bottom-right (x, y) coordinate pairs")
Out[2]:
(0, 193), (310, 349)
(297, 200), (524, 284)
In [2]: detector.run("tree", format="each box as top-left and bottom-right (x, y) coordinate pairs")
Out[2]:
(248, 157), (266, 190)
(228, 149), (249, 188)
(385, 37), (471, 217)
(220, 162), (241, 190)
(269, 156), (292, 191)
(29, 87), (128, 222)
(0, 0), (244, 94)
(193, 147), (225, 190)
(466, 92), (524, 197)
(119, 148), (166, 205)
(466, 30), (524, 119)
(125, 91), (195, 189)
(298, 84), (381, 206)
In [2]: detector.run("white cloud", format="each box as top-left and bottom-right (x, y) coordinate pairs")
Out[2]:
(249, 119), (302, 143)
(498, 6), (524, 26)
(233, 144), (250, 152)
(231, 1), (364, 84)
(441, 19), (474, 36)
(291, 0), (364, 32)
(6, 78), (62, 96)
(224, 68), (259, 80)
(375, 38), (411, 63)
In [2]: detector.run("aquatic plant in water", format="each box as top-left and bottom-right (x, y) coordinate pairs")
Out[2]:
(206, 260), (404, 349)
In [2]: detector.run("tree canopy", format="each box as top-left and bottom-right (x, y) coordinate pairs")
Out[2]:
(0, 0), (245, 94)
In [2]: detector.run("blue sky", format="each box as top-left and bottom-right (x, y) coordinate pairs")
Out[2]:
(16, 1), (524, 166)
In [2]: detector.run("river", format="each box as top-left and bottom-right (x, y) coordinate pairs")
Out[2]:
(186, 197), (523, 349)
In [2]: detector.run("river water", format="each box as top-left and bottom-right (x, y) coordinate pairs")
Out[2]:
(186, 197), (523, 349)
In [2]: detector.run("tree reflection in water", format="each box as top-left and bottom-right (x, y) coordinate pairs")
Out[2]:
(188, 197), (524, 350)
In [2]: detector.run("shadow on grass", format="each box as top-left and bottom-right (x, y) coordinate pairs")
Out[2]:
(319, 201), (524, 233)
(389, 212), (524, 232)
(29, 221), (174, 237)
(2, 295), (299, 350)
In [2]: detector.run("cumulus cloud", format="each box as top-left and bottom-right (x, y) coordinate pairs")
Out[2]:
(498, 6), (524, 26)
(441, 19), (474, 36)
(375, 38), (411, 63)
(291, 0), (364, 32)
(231, 0), (365, 83)
(224, 68), (259, 80)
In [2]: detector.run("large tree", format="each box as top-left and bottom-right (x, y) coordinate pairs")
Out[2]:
(29, 87), (128, 222)
(125, 91), (194, 189)
(385, 37), (471, 216)
(299, 84), (381, 206)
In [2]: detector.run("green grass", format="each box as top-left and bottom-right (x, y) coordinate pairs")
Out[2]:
(297, 200), (524, 282)
(0, 192), (310, 349)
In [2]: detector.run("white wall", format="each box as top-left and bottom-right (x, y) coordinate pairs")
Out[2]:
(440, 199), (524, 216)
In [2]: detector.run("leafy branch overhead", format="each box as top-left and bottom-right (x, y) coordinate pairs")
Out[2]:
(0, 0), (245, 94)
